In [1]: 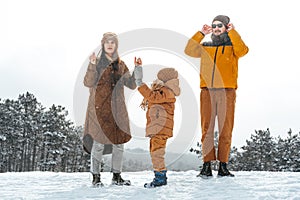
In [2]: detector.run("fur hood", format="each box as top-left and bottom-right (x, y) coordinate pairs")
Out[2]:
(164, 78), (180, 96)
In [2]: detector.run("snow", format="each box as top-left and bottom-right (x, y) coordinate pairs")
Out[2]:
(1, 171), (300, 200)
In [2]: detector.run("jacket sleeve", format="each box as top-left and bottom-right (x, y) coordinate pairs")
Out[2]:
(83, 62), (99, 88)
(138, 84), (175, 103)
(184, 31), (205, 58)
(122, 63), (137, 90)
(228, 29), (249, 58)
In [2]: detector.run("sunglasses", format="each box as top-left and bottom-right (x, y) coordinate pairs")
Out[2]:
(211, 23), (223, 28)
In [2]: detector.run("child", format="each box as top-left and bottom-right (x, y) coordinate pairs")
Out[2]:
(138, 67), (180, 188)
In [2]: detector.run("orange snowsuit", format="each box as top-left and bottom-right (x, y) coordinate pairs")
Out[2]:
(138, 79), (180, 171)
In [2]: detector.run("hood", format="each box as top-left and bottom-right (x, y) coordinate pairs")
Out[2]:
(165, 78), (180, 96)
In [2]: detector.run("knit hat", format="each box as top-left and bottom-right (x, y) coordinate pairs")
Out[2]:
(212, 15), (230, 26)
(157, 68), (178, 82)
(101, 32), (119, 48)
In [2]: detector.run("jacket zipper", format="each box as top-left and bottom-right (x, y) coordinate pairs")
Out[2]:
(211, 46), (219, 87)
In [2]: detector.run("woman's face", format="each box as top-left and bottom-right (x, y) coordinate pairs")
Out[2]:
(104, 39), (116, 56)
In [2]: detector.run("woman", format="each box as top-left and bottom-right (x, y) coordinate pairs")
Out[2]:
(83, 32), (140, 186)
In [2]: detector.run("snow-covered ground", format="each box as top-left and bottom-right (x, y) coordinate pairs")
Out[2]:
(1, 171), (299, 200)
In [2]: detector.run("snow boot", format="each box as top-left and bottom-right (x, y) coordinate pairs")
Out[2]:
(112, 173), (131, 186)
(197, 162), (213, 179)
(144, 170), (167, 188)
(92, 174), (104, 187)
(217, 162), (234, 177)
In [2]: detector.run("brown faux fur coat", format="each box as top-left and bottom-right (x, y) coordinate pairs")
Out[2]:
(83, 59), (136, 149)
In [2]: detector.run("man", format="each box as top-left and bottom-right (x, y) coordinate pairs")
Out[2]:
(184, 15), (248, 178)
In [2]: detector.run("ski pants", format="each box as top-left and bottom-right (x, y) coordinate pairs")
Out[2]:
(200, 88), (236, 163)
(150, 135), (169, 172)
(90, 140), (124, 174)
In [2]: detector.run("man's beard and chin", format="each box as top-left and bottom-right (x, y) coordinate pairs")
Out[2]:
(211, 31), (230, 46)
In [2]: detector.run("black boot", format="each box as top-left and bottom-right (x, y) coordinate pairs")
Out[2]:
(92, 174), (104, 187)
(218, 162), (234, 177)
(197, 162), (213, 179)
(112, 173), (131, 186)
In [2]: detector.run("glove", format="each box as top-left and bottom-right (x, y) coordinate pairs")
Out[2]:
(134, 66), (143, 86)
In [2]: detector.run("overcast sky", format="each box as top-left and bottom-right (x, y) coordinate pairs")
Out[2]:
(1, 0), (300, 152)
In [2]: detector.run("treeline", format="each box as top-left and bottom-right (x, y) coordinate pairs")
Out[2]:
(1, 93), (299, 173)
(0, 92), (90, 173)
(191, 129), (300, 172)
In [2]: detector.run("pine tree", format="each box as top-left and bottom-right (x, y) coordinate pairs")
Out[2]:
(238, 129), (276, 171)
(0, 93), (92, 173)
(0, 98), (24, 172)
(17, 92), (45, 171)
(40, 104), (73, 171)
(276, 129), (300, 171)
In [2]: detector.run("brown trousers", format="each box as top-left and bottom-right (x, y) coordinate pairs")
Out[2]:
(200, 88), (236, 163)
(150, 135), (169, 171)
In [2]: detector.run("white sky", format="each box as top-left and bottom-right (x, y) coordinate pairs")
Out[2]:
(1, 0), (300, 150)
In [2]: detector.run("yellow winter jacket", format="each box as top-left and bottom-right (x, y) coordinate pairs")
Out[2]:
(184, 29), (249, 89)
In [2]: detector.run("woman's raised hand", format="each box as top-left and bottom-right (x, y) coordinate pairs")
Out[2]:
(89, 52), (97, 64)
(134, 57), (142, 66)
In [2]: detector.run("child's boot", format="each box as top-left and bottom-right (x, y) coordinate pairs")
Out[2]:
(144, 170), (167, 188)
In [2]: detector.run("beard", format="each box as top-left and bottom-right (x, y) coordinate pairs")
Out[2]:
(211, 32), (231, 46)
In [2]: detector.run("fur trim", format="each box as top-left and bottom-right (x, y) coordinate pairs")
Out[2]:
(165, 78), (180, 96)
(140, 80), (165, 110)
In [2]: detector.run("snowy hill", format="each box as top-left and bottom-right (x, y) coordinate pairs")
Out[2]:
(101, 148), (201, 172)
(1, 171), (299, 199)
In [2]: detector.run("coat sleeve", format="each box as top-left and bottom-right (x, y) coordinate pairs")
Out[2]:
(122, 63), (137, 90)
(138, 84), (175, 103)
(184, 31), (205, 58)
(83, 62), (99, 88)
(228, 29), (249, 58)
